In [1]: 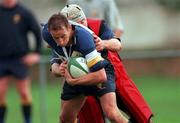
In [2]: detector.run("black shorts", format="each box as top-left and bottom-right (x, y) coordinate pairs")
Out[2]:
(0, 59), (29, 79)
(61, 63), (116, 100)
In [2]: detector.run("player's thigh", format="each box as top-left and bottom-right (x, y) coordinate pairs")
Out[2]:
(0, 77), (9, 101)
(61, 95), (86, 118)
(99, 92), (119, 114)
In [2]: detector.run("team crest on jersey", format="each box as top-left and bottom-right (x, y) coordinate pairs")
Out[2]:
(71, 51), (83, 57)
(13, 14), (21, 24)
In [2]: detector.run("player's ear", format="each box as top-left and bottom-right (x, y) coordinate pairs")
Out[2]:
(82, 19), (88, 27)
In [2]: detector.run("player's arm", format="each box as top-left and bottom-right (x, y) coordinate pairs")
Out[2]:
(51, 61), (67, 77)
(94, 21), (122, 52)
(94, 34), (122, 52)
(50, 50), (64, 77)
(65, 68), (106, 86)
(25, 10), (42, 53)
(51, 63), (61, 77)
(104, 38), (122, 51)
(65, 50), (108, 86)
(22, 10), (42, 66)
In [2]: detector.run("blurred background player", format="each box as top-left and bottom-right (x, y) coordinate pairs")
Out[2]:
(0, 0), (42, 123)
(66, 0), (124, 38)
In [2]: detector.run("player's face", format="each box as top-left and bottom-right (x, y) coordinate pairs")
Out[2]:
(77, 19), (88, 27)
(50, 25), (72, 47)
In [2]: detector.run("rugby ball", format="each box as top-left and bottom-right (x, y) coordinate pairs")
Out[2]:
(68, 57), (89, 78)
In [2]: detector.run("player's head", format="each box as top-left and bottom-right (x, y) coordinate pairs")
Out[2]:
(61, 4), (88, 27)
(48, 13), (73, 47)
(1, 0), (17, 8)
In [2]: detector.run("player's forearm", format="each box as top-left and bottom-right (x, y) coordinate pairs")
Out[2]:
(51, 63), (62, 77)
(34, 26), (42, 53)
(70, 69), (107, 86)
(103, 38), (122, 52)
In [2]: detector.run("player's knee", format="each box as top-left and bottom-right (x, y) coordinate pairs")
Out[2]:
(20, 92), (28, 99)
(19, 91), (31, 103)
(149, 118), (153, 123)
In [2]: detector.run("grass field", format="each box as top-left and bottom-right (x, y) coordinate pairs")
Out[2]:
(5, 75), (180, 123)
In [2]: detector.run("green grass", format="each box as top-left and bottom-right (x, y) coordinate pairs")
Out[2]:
(5, 75), (180, 123)
(132, 75), (180, 123)
(6, 82), (60, 123)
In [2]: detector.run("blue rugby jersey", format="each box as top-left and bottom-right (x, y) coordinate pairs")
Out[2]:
(42, 24), (108, 72)
(95, 20), (115, 40)
(0, 3), (42, 59)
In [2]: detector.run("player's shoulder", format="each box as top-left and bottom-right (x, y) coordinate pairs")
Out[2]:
(75, 26), (92, 39)
(16, 4), (30, 13)
(16, 3), (35, 18)
(42, 24), (50, 40)
(74, 26), (95, 54)
(75, 25), (88, 33)
(74, 26), (94, 47)
(42, 23), (57, 47)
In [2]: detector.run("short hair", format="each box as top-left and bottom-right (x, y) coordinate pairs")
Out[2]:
(61, 4), (86, 22)
(48, 13), (69, 31)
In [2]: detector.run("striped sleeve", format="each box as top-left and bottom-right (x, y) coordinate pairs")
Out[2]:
(85, 50), (108, 72)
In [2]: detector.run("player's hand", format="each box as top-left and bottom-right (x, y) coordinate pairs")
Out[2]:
(93, 35), (105, 51)
(64, 69), (75, 86)
(59, 61), (68, 76)
(51, 63), (61, 77)
(22, 53), (40, 66)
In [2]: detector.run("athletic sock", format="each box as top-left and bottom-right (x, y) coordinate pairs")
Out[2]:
(0, 105), (7, 123)
(22, 104), (32, 123)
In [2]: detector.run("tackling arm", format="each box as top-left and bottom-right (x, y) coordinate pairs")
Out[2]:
(94, 35), (122, 52)
(103, 38), (122, 51)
